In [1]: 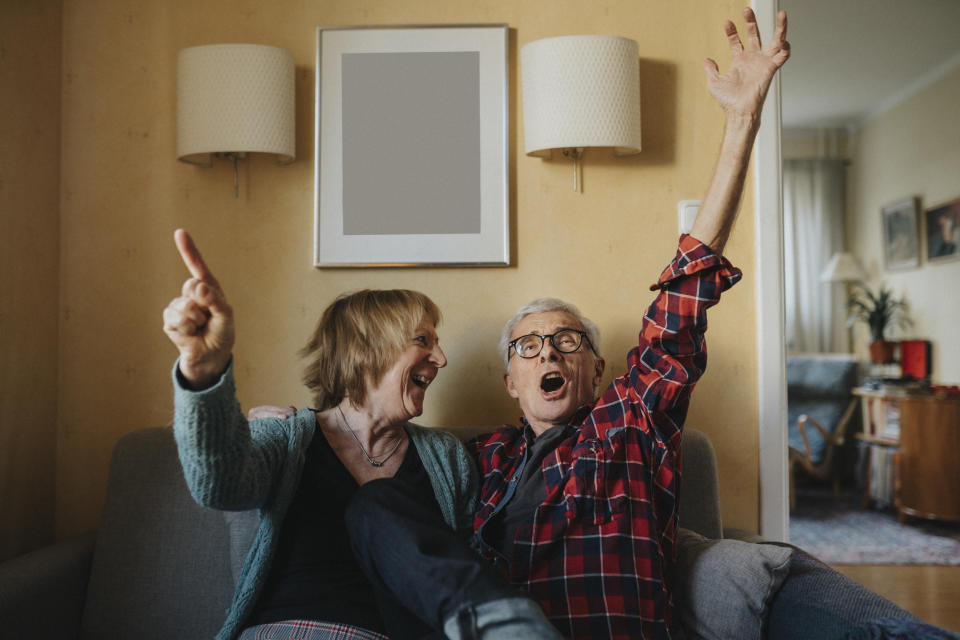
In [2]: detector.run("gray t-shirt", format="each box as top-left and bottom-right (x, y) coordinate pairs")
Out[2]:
(489, 422), (572, 555)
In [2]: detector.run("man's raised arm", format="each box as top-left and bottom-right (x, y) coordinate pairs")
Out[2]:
(690, 8), (790, 254)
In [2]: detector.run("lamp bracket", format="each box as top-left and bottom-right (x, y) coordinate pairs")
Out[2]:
(561, 147), (585, 193)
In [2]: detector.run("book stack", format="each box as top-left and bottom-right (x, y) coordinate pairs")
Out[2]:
(868, 446), (897, 507)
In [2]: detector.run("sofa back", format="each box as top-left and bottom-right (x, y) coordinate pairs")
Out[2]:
(81, 425), (722, 638)
(80, 427), (234, 640)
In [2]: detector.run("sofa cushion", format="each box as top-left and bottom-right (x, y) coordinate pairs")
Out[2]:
(845, 618), (960, 639)
(80, 428), (236, 640)
(675, 528), (793, 640)
(766, 549), (919, 640)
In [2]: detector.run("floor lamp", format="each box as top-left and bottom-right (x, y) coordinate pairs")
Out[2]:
(821, 251), (867, 353)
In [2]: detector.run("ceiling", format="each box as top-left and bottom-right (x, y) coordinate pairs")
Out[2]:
(780, 0), (960, 129)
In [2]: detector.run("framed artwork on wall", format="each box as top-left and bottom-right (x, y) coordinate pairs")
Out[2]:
(924, 196), (960, 263)
(314, 24), (509, 267)
(881, 197), (920, 270)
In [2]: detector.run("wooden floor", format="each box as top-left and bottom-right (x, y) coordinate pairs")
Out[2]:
(833, 564), (960, 632)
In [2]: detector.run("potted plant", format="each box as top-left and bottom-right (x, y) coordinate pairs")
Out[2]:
(847, 284), (911, 363)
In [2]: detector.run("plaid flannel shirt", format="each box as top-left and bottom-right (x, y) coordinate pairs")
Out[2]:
(471, 235), (741, 639)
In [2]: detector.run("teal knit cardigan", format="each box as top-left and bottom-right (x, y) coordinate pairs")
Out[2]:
(172, 362), (479, 640)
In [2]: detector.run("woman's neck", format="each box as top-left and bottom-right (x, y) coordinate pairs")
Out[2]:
(325, 400), (405, 453)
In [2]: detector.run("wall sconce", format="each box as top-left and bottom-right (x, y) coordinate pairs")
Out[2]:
(177, 44), (295, 197)
(521, 35), (641, 192)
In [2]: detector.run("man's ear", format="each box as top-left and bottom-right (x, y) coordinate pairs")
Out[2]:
(503, 371), (520, 399)
(593, 357), (606, 389)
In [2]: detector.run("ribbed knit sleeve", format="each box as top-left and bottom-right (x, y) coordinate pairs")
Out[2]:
(172, 359), (287, 511)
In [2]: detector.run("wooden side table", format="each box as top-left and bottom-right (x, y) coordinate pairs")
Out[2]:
(896, 395), (960, 523)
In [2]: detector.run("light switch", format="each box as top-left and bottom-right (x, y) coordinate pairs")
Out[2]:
(678, 200), (701, 234)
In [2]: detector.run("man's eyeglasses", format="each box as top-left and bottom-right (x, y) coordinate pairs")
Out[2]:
(508, 329), (595, 360)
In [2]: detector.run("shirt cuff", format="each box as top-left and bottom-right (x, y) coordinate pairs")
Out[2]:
(650, 234), (742, 291)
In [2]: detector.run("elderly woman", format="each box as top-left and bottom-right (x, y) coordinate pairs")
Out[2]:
(162, 230), (554, 640)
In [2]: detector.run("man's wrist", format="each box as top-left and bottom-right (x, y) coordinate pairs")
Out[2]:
(723, 110), (761, 137)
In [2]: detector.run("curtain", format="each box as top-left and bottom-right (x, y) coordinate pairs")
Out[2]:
(783, 158), (847, 353)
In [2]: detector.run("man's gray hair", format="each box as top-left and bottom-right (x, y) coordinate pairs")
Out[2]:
(499, 298), (602, 368)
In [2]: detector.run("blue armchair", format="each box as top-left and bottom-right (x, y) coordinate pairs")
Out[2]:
(787, 354), (859, 509)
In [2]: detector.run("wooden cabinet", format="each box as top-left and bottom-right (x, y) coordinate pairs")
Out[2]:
(896, 395), (960, 523)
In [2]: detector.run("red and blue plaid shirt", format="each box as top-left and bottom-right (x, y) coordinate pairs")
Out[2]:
(470, 235), (741, 639)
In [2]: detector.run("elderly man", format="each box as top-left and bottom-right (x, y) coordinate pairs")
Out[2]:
(258, 8), (789, 639)
(464, 8), (788, 637)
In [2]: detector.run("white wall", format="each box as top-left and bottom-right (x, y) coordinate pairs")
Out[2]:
(847, 66), (960, 384)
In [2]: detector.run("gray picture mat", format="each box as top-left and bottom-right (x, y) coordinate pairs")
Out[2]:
(341, 51), (482, 236)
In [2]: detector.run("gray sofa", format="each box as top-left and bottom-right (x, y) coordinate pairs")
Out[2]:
(0, 427), (938, 640)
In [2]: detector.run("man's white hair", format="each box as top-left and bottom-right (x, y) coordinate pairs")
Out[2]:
(499, 298), (602, 369)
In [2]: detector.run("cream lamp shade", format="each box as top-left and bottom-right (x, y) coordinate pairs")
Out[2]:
(821, 252), (867, 282)
(177, 44), (295, 194)
(521, 34), (641, 191)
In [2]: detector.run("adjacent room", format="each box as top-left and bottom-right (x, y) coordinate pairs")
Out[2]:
(780, 0), (960, 626)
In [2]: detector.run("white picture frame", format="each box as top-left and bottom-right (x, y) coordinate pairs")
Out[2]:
(314, 24), (509, 267)
(880, 196), (920, 271)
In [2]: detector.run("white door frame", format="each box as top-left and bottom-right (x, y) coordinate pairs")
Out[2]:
(752, 0), (789, 541)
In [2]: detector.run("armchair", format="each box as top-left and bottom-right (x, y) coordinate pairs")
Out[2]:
(787, 354), (859, 509)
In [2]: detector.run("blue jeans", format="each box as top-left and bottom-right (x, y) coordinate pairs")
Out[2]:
(345, 478), (558, 640)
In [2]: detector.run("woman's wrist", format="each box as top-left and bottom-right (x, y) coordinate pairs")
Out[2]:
(178, 354), (231, 391)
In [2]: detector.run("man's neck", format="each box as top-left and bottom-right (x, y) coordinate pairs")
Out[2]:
(526, 418), (566, 437)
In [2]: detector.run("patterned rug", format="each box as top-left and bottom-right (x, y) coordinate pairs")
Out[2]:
(789, 487), (960, 565)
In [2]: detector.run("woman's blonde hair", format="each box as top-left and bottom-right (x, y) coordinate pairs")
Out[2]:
(301, 289), (441, 410)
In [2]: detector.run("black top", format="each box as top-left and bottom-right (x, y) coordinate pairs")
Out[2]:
(487, 422), (571, 556)
(249, 426), (437, 631)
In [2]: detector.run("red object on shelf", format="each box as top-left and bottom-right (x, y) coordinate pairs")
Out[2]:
(900, 340), (931, 380)
(931, 385), (960, 397)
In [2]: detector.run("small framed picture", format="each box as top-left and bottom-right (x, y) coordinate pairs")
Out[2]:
(314, 24), (510, 267)
(924, 197), (960, 263)
(881, 197), (920, 270)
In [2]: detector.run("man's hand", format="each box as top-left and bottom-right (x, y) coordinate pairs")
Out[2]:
(703, 8), (790, 123)
(162, 229), (235, 389)
(689, 8), (790, 255)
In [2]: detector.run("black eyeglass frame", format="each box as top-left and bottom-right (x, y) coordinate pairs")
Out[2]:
(507, 329), (597, 360)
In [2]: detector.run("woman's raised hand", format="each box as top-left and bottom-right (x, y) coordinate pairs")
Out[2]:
(163, 229), (235, 389)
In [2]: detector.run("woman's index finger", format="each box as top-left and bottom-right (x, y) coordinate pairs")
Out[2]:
(174, 229), (221, 288)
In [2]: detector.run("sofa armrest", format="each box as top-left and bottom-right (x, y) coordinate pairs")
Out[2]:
(722, 527), (766, 543)
(0, 532), (96, 638)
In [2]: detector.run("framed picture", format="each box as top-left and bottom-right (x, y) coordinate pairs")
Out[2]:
(880, 197), (920, 270)
(924, 197), (960, 263)
(314, 24), (509, 267)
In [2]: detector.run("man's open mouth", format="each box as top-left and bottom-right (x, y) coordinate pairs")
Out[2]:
(541, 372), (565, 393)
(412, 374), (431, 389)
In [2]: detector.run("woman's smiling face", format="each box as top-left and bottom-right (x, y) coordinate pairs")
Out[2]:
(364, 319), (447, 422)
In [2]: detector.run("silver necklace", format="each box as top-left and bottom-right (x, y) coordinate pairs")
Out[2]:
(336, 406), (404, 467)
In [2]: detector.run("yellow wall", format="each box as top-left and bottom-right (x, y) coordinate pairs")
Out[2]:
(47, 0), (760, 540)
(0, 0), (61, 561)
(847, 67), (960, 383)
